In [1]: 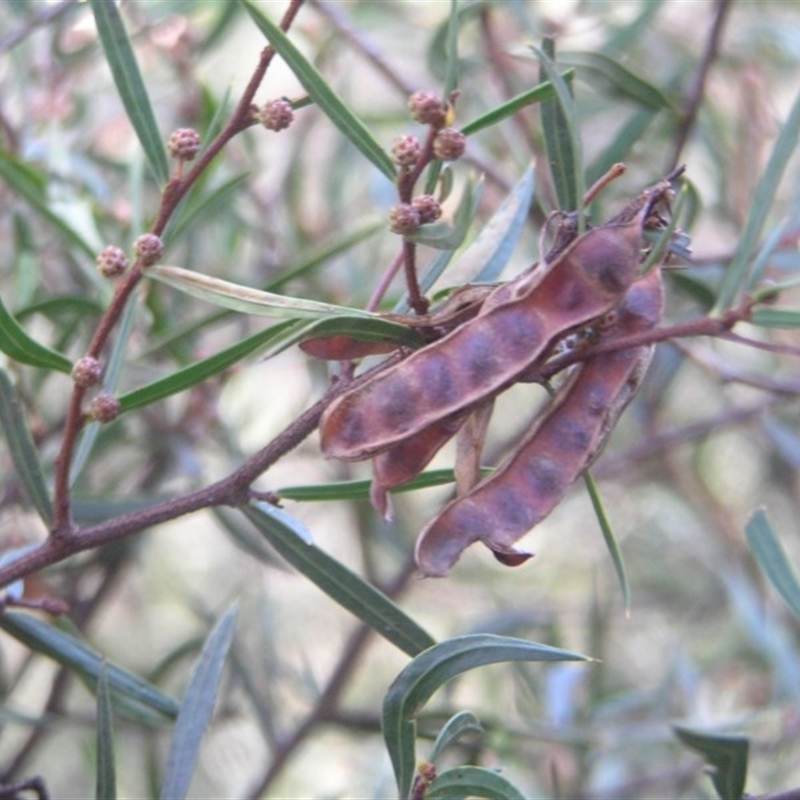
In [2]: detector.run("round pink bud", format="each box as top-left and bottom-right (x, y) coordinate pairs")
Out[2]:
(71, 356), (103, 388)
(259, 98), (294, 132)
(388, 203), (421, 235)
(168, 127), (201, 161)
(133, 233), (164, 266)
(412, 194), (442, 224)
(432, 128), (466, 161)
(96, 245), (128, 278)
(90, 393), (120, 423)
(408, 90), (448, 128)
(391, 134), (422, 168)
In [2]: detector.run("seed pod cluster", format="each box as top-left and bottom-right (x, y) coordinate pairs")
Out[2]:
(414, 267), (665, 576)
(315, 173), (680, 575)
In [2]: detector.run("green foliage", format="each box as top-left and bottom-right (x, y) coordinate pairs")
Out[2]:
(0, 2), (799, 798)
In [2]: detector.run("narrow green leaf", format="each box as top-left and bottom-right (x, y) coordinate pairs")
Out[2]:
(160, 604), (238, 800)
(745, 508), (800, 622)
(382, 634), (589, 798)
(0, 291), (72, 373)
(277, 315), (424, 362)
(712, 80), (800, 313)
(584, 472), (630, 613)
(442, 0), (459, 98)
(0, 150), (96, 257)
(149, 265), (377, 319)
(89, 0), (169, 184)
(534, 41), (584, 218)
(241, 0), (395, 181)
(750, 307), (800, 328)
(242, 502), (436, 657)
(277, 467), (493, 502)
(0, 370), (53, 524)
(16, 295), (104, 323)
(0, 611), (178, 722)
(461, 76), (572, 137)
(471, 165), (535, 284)
(559, 51), (676, 111)
(430, 711), (483, 763)
(96, 663), (117, 800)
(117, 320), (297, 414)
(426, 766), (528, 800)
(673, 725), (749, 800)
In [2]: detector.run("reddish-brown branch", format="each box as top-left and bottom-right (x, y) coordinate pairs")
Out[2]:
(0, 352), (401, 591)
(48, 0), (307, 534)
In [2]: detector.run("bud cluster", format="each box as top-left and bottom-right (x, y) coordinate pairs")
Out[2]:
(96, 245), (128, 279)
(134, 233), (164, 267)
(168, 127), (201, 161)
(258, 98), (294, 132)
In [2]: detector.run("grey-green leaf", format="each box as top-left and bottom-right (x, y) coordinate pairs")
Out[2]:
(0, 369), (53, 524)
(461, 76), (571, 137)
(0, 611), (178, 723)
(0, 291), (73, 373)
(673, 725), (749, 800)
(584, 472), (630, 613)
(426, 766), (528, 800)
(745, 508), (800, 622)
(160, 604), (238, 800)
(559, 51), (676, 111)
(89, 0), (169, 184)
(712, 79), (800, 313)
(0, 150), (96, 257)
(534, 41), (584, 217)
(96, 663), (117, 800)
(382, 634), (589, 798)
(242, 502), (436, 657)
(430, 710), (484, 764)
(241, 0), (395, 181)
(149, 265), (377, 319)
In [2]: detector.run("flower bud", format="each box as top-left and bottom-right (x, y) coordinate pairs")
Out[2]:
(391, 134), (422, 168)
(167, 127), (201, 161)
(71, 356), (102, 388)
(258, 98), (294, 131)
(408, 90), (447, 128)
(134, 233), (164, 266)
(412, 194), (442, 224)
(96, 245), (128, 278)
(432, 128), (466, 161)
(388, 203), (421, 235)
(90, 393), (120, 423)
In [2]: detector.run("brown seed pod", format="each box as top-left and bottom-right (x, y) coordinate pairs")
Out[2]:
(320, 177), (672, 462)
(414, 266), (665, 577)
(369, 409), (470, 518)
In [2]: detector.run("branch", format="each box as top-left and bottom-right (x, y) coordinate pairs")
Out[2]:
(49, 0), (308, 533)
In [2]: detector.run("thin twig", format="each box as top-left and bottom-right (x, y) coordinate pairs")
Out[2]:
(668, 0), (733, 170)
(0, 352), (401, 591)
(49, 0), (308, 534)
(309, 0), (415, 96)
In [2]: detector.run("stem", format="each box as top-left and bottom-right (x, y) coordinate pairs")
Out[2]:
(0, 353), (401, 591)
(48, 0), (307, 534)
(668, 0), (732, 170)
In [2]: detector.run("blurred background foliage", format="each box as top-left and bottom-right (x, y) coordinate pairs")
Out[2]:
(1, 1), (800, 798)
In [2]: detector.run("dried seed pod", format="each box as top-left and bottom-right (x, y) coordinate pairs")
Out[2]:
(414, 267), (665, 577)
(320, 177), (672, 462)
(369, 410), (470, 518)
